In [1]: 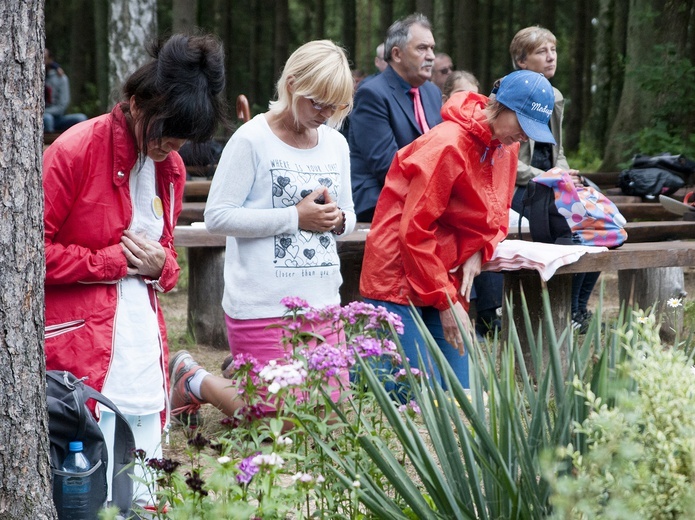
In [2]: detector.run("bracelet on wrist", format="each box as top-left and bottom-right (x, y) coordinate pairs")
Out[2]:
(331, 210), (346, 235)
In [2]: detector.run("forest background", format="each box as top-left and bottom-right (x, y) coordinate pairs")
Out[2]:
(47, 0), (695, 172)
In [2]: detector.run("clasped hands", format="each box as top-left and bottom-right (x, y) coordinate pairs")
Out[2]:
(121, 229), (166, 278)
(296, 186), (344, 233)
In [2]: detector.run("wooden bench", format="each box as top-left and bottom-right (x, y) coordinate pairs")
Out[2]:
(174, 219), (695, 348)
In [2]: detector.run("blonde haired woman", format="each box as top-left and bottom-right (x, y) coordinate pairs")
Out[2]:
(169, 40), (356, 420)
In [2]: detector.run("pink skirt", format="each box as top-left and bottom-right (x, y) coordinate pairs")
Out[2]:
(225, 314), (349, 414)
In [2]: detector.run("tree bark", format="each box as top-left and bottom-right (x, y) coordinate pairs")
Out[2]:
(273, 0), (289, 84)
(456, 0), (478, 73)
(171, 0), (198, 33)
(108, 0), (158, 96)
(94, 0), (110, 111)
(0, 1), (55, 518)
(415, 0), (434, 19)
(601, 0), (693, 169)
(619, 267), (686, 343)
(379, 0), (394, 41)
(565, 0), (590, 153)
(341, 0), (357, 65)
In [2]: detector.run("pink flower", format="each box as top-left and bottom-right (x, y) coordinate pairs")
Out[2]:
(281, 296), (309, 310)
(307, 344), (354, 377)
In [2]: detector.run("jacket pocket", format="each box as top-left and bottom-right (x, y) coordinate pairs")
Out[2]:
(46, 320), (86, 339)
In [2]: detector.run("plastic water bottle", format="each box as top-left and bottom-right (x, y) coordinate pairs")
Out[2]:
(58, 441), (92, 520)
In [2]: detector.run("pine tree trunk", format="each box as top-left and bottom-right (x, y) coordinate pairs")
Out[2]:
(0, 1), (56, 518)
(108, 0), (157, 95)
(601, 0), (693, 169)
(172, 0), (198, 33)
(341, 0), (357, 64)
(619, 268), (686, 342)
(273, 0), (290, 83)
(456, 0), (478, 73)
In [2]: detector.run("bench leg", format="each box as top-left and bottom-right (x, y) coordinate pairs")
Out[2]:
(502, 271), (572, 379)
(618, 267), (685, 342)
(187, 247), (229, 350)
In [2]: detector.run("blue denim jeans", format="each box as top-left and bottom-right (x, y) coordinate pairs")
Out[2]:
(44, 112), (87, 133)
(571, 271), (600, 314)
(362, 299), (470, 392)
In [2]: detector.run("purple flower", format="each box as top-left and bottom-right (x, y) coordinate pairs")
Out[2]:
(395, 367), (426, 382)
(351, 336), (384, 358)
(307, 344), (354, 377)
(232, 353), (262, 373)
(398, 400), (422, 416)
(281, 296), (309, 311)
(236, 454), (260, 485)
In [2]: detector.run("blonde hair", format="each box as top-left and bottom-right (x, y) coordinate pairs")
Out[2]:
(270, 40), (353, 129)
(484, 99), (512, 125)
(441, 70), (480, 101)
(509, 26), (556, 70)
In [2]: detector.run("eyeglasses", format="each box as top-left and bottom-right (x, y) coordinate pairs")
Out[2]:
(306, 98), (349, 112)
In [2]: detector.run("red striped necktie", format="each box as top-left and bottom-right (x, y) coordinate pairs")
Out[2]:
(409, 87), (430, 133)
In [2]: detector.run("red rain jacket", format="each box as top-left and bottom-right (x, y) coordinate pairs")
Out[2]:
(360, 91), (518, 311)
(43, 105), (184, 416)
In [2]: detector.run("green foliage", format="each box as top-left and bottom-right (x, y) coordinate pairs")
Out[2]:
(566, 143), (603, 173)
(136, 300), (412, 518)
(546, 310), (695, 518)
(627, 44), (695, 159)
(129, 292), (695, 518)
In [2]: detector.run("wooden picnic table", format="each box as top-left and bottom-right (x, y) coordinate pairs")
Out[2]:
(174, 220), (695, 353)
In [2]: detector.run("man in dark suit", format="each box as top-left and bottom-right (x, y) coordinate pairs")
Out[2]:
(349, 13), (442, 222)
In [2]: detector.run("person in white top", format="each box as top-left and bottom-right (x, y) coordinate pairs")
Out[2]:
(169, 40), (356, 423)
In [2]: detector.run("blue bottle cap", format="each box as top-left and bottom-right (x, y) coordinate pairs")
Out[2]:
(69, 441), (83, 452)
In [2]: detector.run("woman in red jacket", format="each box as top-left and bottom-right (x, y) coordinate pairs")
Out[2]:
(360, 70), (556, 390)
(43, 34), (227, 510)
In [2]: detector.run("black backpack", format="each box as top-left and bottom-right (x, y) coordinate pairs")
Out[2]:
(618, 153), (695, 199)
(632, 153), (695, 182)
(520, 180), (579, 245)
(47, 370), (136, 517)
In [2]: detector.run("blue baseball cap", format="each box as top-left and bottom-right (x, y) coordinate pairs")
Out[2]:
(495, 70), (556, 145)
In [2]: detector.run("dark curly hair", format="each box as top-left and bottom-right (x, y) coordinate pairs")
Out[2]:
(120, 33), (229, 156)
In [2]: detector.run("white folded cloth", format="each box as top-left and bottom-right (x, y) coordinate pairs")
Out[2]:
(483, 239), (607, 281)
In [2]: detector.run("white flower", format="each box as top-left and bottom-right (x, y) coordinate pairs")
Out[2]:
(667, 298), (683, 308)
(258, 359), (307, 393)
(279, 437), (293, 446)
(251, 452), (285, 468)
(291, 472), (314, 483)
(316, 474), (325, 483)
(637, 316), (649, 324)
(217, 456), (231, 464)
(352, 480), (361, 488)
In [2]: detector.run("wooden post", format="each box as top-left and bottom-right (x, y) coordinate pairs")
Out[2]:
(618, 267), (686, 342)
(187, 247), (228, 349)
(502, 271), (573, 379)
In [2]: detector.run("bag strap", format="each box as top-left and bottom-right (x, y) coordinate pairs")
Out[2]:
(48, 371), (136, 515)
(47, 370), (91, 443)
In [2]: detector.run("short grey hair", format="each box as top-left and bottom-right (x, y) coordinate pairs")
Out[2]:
(384, 13), (431, 62)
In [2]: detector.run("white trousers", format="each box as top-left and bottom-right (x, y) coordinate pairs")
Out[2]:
(98, 410), (162, 506)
